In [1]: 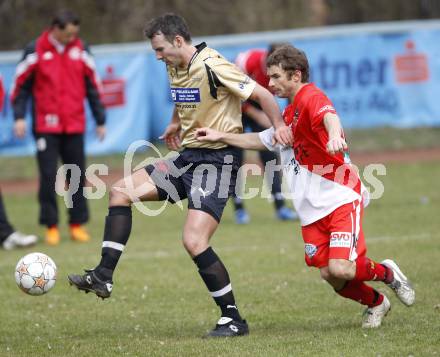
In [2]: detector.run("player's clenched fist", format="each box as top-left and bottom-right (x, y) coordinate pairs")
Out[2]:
(274, 125), (293, 146)
(326, 137), (348, 155)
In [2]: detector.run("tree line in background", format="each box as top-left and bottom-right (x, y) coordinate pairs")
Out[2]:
(1, 0), (439, 50)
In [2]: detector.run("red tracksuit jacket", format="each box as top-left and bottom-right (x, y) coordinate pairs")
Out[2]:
(11, 30), (105, 134)
(0, 75), (4, 112)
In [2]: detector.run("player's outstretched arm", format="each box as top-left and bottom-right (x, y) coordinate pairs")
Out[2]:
(195, 128), (266, 150)
(323, 112), (348, 155)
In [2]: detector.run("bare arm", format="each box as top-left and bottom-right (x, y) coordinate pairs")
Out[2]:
(195, 128), (266, 150)
(248, 83), (292, 145)
(323, 112), (348, 155)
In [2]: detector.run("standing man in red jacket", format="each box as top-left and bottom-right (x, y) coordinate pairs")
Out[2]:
(0, 74), (4, 113)
(11, 9), (106, 245)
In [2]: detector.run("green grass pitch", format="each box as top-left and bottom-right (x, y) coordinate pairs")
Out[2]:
(0, 160), (439, 356)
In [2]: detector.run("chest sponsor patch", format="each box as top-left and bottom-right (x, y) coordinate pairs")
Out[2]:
(329, 232), (352, 248)
(170, 88), (200, 103)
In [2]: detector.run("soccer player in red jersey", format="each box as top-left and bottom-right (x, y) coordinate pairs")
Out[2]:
(196, 45), (415, 328)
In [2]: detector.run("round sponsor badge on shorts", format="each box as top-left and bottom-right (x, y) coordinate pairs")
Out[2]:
(305, 243), (317, 258)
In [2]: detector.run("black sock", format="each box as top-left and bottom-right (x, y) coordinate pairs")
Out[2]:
(233, 196), (244, 211)
(95, 206), (132, 281)
(193, 247), (242, 322)
(272, 192), (284, 210)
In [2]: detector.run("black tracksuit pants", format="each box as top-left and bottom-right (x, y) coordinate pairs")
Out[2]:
(35, 133), (89, 227)
(0, 190), (15, 242)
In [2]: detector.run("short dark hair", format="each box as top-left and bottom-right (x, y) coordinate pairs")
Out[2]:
(144, 13), (191, 43)
(51, 9), (80, 29)
(268, 42), (291, 56)
(267, 45), (309, 83)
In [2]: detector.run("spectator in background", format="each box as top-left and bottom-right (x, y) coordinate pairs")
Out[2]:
(0, 74), (4, 113)
(1, 75), (38, 249)
(0, 190), (38, 250)
(11, 9), (106, 245)
(232, 44), (298, 224)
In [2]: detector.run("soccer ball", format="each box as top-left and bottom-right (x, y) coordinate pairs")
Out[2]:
(15, 252), (57, 295)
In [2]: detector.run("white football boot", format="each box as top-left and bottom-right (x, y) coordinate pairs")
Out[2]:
(2, 231), (38, 250)
(362, 295), (391, 328)
(381, 259), (415, 306)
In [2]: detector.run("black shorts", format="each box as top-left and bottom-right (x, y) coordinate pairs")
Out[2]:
(145, 147), (240, 222)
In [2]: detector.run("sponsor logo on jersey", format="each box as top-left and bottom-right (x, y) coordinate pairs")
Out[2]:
(190, 76), (203, 83)
(170, 87), (200, 103)
(42, 51), (54, 60)
(238, 76), (251, 90)
(317, 105), (335, 115)
(45, 114), (59, 127)
(329, 232), (352, 248)
(68, 47), (81, 60)
(305, 243), (317, 258)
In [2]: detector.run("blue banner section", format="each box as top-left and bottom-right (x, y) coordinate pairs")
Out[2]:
(1, 25), (440, 156)
(295, 31), (440, 128)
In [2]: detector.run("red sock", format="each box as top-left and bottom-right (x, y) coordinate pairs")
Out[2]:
(70, 223), (80, 228)
(355, 256), (392, 283)
(336, 280), (384, 307)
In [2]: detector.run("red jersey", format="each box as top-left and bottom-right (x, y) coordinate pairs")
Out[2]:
(235, 49), (269, 88)
(11, 30), (105, 134)
(0, 75), (4, 112)
(259, 83), (367, 226)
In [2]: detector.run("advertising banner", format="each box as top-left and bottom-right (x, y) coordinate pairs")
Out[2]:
(1, 21), (439, 156)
